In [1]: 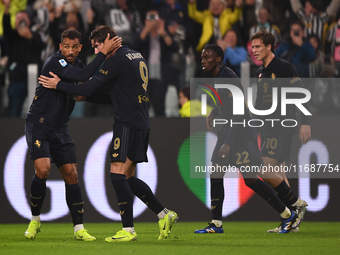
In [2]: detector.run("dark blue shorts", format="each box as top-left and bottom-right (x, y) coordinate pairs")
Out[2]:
(110, 122), (149, 163)
(211, 131), (263, 178)
(261, 133), (293, 162)
(25, 121), (77, 168)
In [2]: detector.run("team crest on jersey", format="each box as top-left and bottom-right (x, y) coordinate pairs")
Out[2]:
(34, 140), (41, 148)
(59, 59), (67, 67)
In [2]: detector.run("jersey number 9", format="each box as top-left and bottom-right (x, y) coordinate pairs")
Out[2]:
(139, 61), (148, 92)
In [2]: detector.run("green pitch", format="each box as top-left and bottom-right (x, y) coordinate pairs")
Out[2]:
(0, 222), (339, 255)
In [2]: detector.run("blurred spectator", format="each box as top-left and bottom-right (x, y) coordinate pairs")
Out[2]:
(262, 0), (293, 35)
(187, 0), (243, 53)
(49, 1), (88, 63)
(217, 29), (246, 77)
(275, 20), (316, 77)
(0, 0), (27, 36)
(50, 0), (84, 46)
(132, 10), (179, 117)
(3, 10), (45, 117)
(308, 34), (325, 77)
(239, 0), (257, 45)
(0, 36), (8, 116)
(29, 0), (55, 62)
(158, 0), (185, 28)
(54, 0), (82, 12)
(308, 34), (336, 78)
(89, 0), (142, 47)
(247, 6), (281, 67)
(178, 86), (212, 117)
(326, 17), (340, 76)
(159, 0), (187, 91)
(290, 0), (340, 49)
(249, 7), (280, 44)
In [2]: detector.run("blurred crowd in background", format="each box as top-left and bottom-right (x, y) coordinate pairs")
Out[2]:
(0, 0), (340, 119)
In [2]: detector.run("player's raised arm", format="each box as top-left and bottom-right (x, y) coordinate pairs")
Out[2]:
(58, 34), (121, 82)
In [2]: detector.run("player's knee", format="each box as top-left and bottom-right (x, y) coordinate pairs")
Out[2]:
(35, 167), (50, 179)
(64, 170), (78, 184)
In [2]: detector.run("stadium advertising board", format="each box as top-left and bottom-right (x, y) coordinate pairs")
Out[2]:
(0, 118), (339, 223)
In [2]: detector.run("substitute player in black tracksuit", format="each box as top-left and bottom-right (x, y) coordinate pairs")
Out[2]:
(39, 25), (178, 242)
(251, 30), (311, 233)
(24, 29), (120, 241)
(194, 45), (299, 234)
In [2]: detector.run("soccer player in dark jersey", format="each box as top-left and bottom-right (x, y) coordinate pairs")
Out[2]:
(251, 30), (311, 233)
(194, 45), (298, 234)
(38, 25), (178, 242)
(24, 29), (121, 241)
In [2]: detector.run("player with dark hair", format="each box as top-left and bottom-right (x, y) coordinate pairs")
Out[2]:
(194, 44), (299, 234)
(24, 29), (121, 241)
(38, 25), (178, 242)
(251, 30), (310, 233)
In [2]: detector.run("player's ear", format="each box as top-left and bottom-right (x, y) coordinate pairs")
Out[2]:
(79, 44), (83, 52)
(59, 43), (62, 51)
(267, 44), (271, 52)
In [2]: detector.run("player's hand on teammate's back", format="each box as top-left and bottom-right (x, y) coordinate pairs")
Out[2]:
(76, 96), (87, 101)
(39, 71), (61, 89)
(100, 34), (122, 55)
(299, 125), (311, 144)
(218, 143), (230, 159)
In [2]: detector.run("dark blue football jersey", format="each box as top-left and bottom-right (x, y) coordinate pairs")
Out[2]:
(57, 46), (150, 130)
(255, 56), (309, 134)
(26, 50), (106, 131)
(213, 65), (256, 148)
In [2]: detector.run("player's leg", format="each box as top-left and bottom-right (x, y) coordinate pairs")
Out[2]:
(25, 158), (50, 239)
(278, 161), (290, 187)
(261, 157), (308, 233)
(195, 131), (227, 234)
(105, 123), (138, 242)
(243, 176), (298, 233)
(261, 157), (300, 208)
(240, 139), (297, 233)
(58, 163), (95, 241)
(195, 168), (224, 234)
(128, 126), (177, 240)
(24, 121), (50, 239)
(53, 130), (95, 241)
(105, 159), (137, 242)
(277, 162), (307, 229)
(126, 167), (177, 241)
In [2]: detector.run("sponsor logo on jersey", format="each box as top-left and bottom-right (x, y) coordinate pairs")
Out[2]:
(59, 59), (67, 67)
(99, 69), (108, 75)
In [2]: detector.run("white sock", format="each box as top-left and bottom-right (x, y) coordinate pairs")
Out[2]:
(280, 207), (292, 219)
(123, 227), (135, 234)
(157, 208), (170, 219)
(212, 220), (222, 228)
(31, 215), (40, 222)
(291, 198), (303, 207)
(74, 224), (84, 232)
